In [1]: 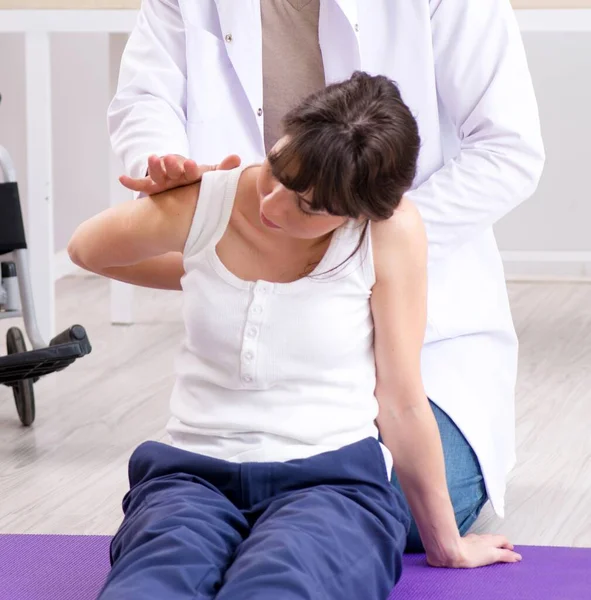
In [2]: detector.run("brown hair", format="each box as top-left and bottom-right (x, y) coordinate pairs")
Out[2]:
(267, 71), (421, 223)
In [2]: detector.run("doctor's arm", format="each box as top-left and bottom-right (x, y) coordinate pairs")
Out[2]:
(109, 0), (191, 182)
(371, 201), (521, 568)
(67, 184), (199, 290)
(407, 0), (545, 262)
(110, 0), (241, 196)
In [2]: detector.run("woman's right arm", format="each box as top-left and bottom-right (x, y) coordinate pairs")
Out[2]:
(371, 199), (520, 568)
(68, 184), (199, 290)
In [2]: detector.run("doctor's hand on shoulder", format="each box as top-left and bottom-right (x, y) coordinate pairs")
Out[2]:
(119, 153), (242, 195)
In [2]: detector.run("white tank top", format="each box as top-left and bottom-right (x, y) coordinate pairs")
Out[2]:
(166, 166), (392, 473)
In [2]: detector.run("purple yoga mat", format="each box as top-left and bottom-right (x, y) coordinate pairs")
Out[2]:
(390, 547), (591, 599)
(0, 534), (589, 599)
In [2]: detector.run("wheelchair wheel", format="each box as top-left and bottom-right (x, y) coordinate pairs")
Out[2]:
(6, 327), (36, 427)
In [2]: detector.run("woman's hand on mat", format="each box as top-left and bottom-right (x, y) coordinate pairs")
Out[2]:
(119, 153), (242, 195)
(428, 533), (522, 569)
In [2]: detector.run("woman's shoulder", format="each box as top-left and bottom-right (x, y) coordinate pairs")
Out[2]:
(182, 164), (260, 258)
(197, 163), (260, 213)
(179, 163), (258, 224)
(232, 163), (261, 198)
(370, 196), (427, 280)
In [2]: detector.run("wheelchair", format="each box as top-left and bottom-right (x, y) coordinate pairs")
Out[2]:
(0, 101), (92, 426)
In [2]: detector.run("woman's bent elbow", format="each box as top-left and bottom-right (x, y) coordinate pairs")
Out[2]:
(67, 238), (83, 268)
(67, 232), (94, 272)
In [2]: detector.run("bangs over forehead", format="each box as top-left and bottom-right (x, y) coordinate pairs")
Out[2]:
(267, 130), (361, 219)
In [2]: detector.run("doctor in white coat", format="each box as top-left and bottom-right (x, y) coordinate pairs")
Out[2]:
(108, 0), (545, 553)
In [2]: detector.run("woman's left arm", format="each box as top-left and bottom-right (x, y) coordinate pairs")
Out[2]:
(67, 183), (199, 289)
(371, 199), (521, 568)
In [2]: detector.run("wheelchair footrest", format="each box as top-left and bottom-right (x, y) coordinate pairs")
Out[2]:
(0, 325), (92, 385)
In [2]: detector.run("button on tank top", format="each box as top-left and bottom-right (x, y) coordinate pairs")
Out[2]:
(166, 166), (392, 473)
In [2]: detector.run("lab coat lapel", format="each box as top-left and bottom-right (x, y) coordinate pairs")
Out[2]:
(319, 0), (361, 84)
(212, 0), (361, 110)
(214, 0), (263, 117)
(333, 0), (358, 31)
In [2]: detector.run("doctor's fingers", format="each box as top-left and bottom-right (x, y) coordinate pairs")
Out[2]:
(183, 159), (201, 183)
(215, 154), (242, 173)
(186, 154), (242, 182)
(148, 155), (172, 185)
(118, 174), (163, 195)
(163, 154), (191, 181)
(179, 154), (242, 184)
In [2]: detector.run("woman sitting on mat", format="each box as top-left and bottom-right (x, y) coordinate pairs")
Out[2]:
(68, 71), (521, 600)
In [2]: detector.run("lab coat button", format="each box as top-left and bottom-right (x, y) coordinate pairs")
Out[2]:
(257, 108), (263, 117)
(225, 33), (233, 43)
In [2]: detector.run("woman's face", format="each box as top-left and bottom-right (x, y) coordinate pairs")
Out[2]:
(256, 138), (347, 240)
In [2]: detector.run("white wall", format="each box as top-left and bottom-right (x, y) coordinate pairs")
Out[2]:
(1, 30), (590, 277)
(494, 32), (591, 278)
(0, 34), (27, 223)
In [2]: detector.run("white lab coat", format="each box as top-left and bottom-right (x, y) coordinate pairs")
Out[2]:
(108, 0), (545, 518)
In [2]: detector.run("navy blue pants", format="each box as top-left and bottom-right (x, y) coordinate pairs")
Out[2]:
(98, 438), (410, 600)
